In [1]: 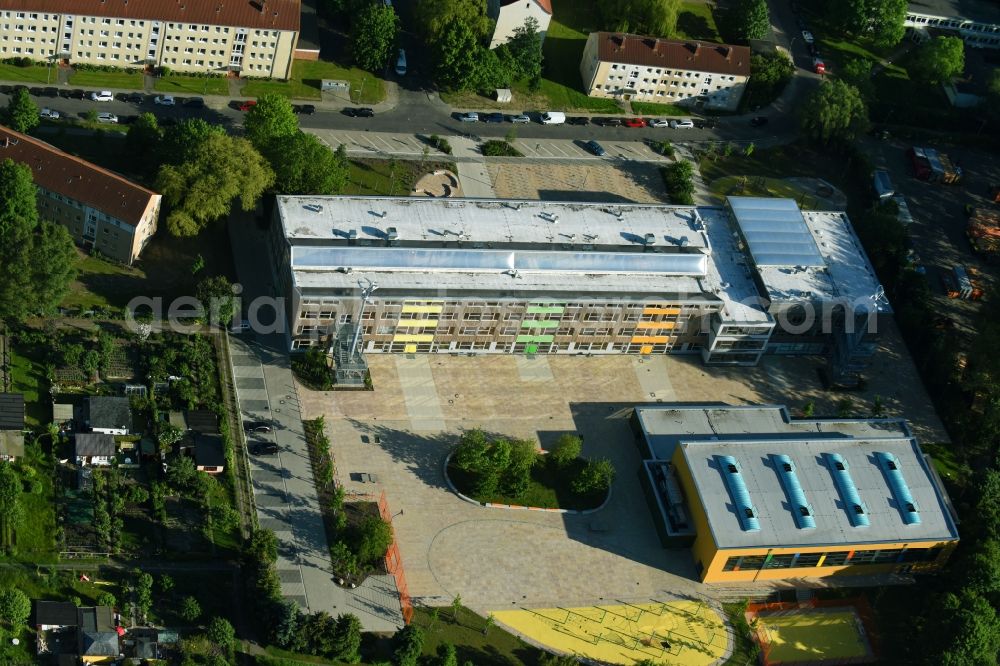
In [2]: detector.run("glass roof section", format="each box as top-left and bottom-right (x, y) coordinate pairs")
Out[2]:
(729, 197), (825, 267)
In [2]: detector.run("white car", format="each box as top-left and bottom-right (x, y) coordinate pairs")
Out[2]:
(90, 90), (114, 102)
(154, 95), (175, 106)
(801, 30), (815, 43)
(648, 118), (670, 128)
(96, 112), (118, 124)
(40, 108), (60, 119)
(458, 112), (479, 122)
(508, 114), (530, 124)
(670, 119), (695, 129)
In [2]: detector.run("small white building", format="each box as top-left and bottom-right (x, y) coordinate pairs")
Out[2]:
(487, 0), (552, 49)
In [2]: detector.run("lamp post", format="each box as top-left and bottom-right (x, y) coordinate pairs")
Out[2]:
(348, 277), (378, 360)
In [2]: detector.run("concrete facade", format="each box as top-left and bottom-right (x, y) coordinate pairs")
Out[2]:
(487, 0), (552, 49)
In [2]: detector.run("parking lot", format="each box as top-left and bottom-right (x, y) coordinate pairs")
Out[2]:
(298, 327), (945, 612)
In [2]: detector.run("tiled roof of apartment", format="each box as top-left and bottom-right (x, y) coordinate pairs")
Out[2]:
(593, 32), (751, 76)
(0, 0), (301, 32)
(0, 126), (156, 228)
(500, 0), (552, 14)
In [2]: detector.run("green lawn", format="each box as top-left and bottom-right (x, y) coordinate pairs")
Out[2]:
(243, 59), (385, 103)
(448, 458), (607, 511)
(921, 441), (971, 489)
(68, 69), (144, 89)
(3, 441), (58, 562)
(345, 158), (456, 197)
(153, 75), (229, 96)
(62, 250), (144, 310)
(632, 101), (690, 116)
(9, 349), (48, 427)
(0, 62), (55, 83)
(706, 175), (825, 208)
(676, 1), (722, 42)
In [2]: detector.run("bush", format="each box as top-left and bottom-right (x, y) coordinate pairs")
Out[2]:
(548, 434), (582, 468)
(428, 134), (453, 155)
(480, 140), (523, 157)
(393, 625), (424, 666)
(354, 516), (393, 565)
(654, 139), (675, 158)
(291, 347), (333, 390)
(571, 459), (615, 495)
(661, 161), (695, 205)
(96, 592), (117, 609)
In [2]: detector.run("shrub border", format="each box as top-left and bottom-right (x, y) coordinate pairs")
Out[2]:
(441, 452), (612, 516)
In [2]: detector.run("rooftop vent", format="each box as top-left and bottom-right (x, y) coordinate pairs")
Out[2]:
(386, 226), (399, 241)
(875, 452), (921, 525)
(644, 233), (656, 246)
(539, 212), (559, 223)
(716, 455), (760, 532)
(771, 454), (815, 529)
(348, 229), (357, 240)
(824, 453), (869, 527)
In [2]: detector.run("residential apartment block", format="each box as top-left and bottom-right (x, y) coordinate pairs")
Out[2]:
(271, 195), (886, 382)
(0, 0), (301, 77)
(487, 0), (551, 49)
(633, 404), (959, 583)
(905, 0), (1000, 48)
(580, 32), (750, 111)
(0, 126), (160, 265)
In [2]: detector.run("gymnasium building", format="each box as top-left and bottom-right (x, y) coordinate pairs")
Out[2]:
(632, 404), (960, 584)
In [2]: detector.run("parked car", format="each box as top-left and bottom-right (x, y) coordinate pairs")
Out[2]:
(813, 58), (826, 74)
(595, 117), (623, 127)
(243, 420), (273, 433)
(539, 111), (566, 124)
(69, 89), (86, 99)
(39, 108), (60, 119)
(670, 119), (695, 129)
(292, 103), (315, 114)
(624, 117), (647, 128)
(567, 116), (590, 126)
(126, 92), (145, 104)
(42, 87), (59, 98)
(484, 112), (504, 123)
(250, 442), (280, 455)
(346, 107), (374, 117)
(90, 90), (114, 102)
(585, 140), (606, 156)
(96, 112), (118, 124)
(507, 114), (530, 124)
(184, 97), (205, 108)
(29, 87), (44, 96)
(458, 111), (480, 122)
(801, 30), (815, 43)
(230, 321), (252, 333)
(395, 48), (407, 77)
(238, 100), (257, 111)
(750, 116), (769, 127)
(154, 95), (175, 106)
(647, 118), (669, 128)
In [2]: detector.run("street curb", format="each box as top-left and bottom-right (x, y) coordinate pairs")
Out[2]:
(442, 451), (612, 515)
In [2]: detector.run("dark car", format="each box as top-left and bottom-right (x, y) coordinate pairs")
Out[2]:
(346, 107), (375, 117)
(244, 420), (273, 433)
(183, 96), (205, 109)
(585, 140), (606, 156)
(117, 115), (138, 125)
(750, 116), (769, 127)
(0, 85), (12, 94)
(484, 112), (504, 123)
(293, 103), (315, 115)
(69, 89), (86, 99)
(42, 87), (59, 98)
(567, 116), (590, 126)
(29, 87), (44, 96)
(595, 117), (623, 127)
(692, 118), (717, 129)
(126, 92), (145, 104)
(250, 442), (280, 455)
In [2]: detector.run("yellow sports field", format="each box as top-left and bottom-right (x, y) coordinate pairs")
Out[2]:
(754, 608), (873, 664)
(493, 600), (729, 665)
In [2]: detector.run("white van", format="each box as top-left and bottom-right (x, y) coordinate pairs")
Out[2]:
(540, 111), (566, 125)
(395, 49), (407, 76)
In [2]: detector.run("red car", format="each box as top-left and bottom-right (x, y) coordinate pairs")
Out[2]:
(238, 100), (257, 111)
(623, 117), (647, 128)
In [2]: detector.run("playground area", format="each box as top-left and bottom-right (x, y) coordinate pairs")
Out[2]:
(748, 599), (877, 666)
(492, 599), (730, 666)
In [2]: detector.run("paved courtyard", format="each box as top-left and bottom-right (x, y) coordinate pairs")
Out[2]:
(298, 326), (946, 614)
(486, 161), (668, 203)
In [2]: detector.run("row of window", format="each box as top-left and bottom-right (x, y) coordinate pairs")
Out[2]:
(303, 310), (688, 325)
(297, 324), (683, 339)
(720, 547), (943, 572)
(0, 12), (286, 35)
(906, 14), (1000, 34)
(608, 63), (739, 81)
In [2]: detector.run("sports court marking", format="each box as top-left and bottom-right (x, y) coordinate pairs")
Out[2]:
(493, 600), (730, 666)
(752, 607), (875, 665)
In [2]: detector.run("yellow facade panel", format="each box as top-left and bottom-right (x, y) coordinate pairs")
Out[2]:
(392, 334), (435, 343)
(395, 320), (439, 328)
(636, 321), (676, 330)
(631, 336), (671, 344)
(404, 344), (417, 353)
(643, 307), (681, 315)
(401, 305), (443, 314)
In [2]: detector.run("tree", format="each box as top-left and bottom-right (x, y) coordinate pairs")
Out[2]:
(827, 0), (906, 46)
(206, 616), (236, 654)
(745, 52), (794, 107)
(167, 455), (198, 490)
(549, 434), (582, 467)
(269, 134), (350, 195)
(0, 158), (39, 322)
(6, 87), (38, 134)
(571, 459), (616, 495)
(501, 17), (543, 85)
(355, 516), (393, 564)
(156, 133), (274, 236)
(662, 161), (695, 205)
(243, 93), (299, 149)
(450, 594), (462, 622)
(180, 596), (202, 622)
(538, 654), (580, 666)
(331, 613), (362, 663)
(841, 57), (875, 99)
(352, 3), (399, 72)
(415, 0), (491, 44)
(910, 36), (965, 86)
(158, 425), (184, 448)
(126, 112), (162, 172)
(134, 570), (154, 618)
(392, 625), (424, 666)
(432, 20), (484, 91)
(27, 222), (77, 316)
(0, 588), (30, 627)
(735, 0), (770, 41)
(930, 589), (1000, 665)
(436, 642), (458, 666)
(196, 275), (238, 327)
(248, 527), (279, 565)
(601, 0), (681, 38)
(799, 80), (868, 144)
(271, 600), (301, 648)
(502, 439), (538, 496)
(453, 429), (491, 472)
(96, 592), (117, 608)
(160, 118), (225, 166)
